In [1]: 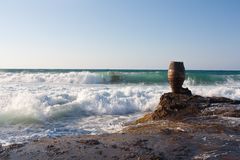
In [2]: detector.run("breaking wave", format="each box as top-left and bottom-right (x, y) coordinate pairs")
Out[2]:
(0, 70), (240, 85)
(0, 85), (163, 124)
(0, 69), (240, 145)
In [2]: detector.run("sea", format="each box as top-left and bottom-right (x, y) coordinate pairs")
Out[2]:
(0, 69), (240, 146)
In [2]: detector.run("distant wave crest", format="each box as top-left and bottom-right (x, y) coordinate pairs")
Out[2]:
(1, 71), (240, 85)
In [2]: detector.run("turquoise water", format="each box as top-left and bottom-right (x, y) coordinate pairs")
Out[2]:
(0, 69), (239, 85)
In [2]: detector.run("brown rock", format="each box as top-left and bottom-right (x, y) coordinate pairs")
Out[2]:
(136, 92), (240, 123)
(151, 93), (201, 120)
(79, 139), (100, 145)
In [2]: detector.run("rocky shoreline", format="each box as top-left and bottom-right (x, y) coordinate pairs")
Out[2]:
(1, 93), (240, 160)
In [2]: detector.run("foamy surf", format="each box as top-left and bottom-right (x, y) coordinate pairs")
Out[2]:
(0, 83), (164, 145)
(0, 85), (163, 124)
(0, 69), (240, 145)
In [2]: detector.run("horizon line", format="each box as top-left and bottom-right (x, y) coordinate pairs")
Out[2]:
(0, 68), (240, 71)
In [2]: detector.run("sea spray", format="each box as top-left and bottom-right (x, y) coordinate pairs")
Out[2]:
(0, 85), (163, 124)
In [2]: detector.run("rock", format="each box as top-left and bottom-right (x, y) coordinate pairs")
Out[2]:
(151, 93), (202, 120)
(79, 139), (100, 145)
(8, 143), (25, 150)
(179, 87), (192, 96)
(136, 92), (240, 123)
(208, 96), (240, 104)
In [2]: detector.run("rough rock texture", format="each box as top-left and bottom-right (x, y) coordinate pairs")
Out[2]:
(178, 87), (192, 96)
(136, 92), (240, 123)
(1, 116), (240, 160)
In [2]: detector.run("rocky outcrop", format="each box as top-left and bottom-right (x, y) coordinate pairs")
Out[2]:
(136, 93), (240, 123)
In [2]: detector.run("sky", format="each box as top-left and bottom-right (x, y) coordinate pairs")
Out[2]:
(0, 0), (240, 70)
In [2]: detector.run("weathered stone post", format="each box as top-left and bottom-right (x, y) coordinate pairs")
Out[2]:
(168, 61), (191, 95)
(168, 61), (185, 93)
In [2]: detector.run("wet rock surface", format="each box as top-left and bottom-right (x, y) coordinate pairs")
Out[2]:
(1, 93), (240, 160)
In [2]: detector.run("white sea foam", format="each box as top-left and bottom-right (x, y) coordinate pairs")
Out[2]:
(0, 71), (240, 145)
(0, 83), (167, 145)
(0, 72), (109, 84)
(0, 78), (239, 125)
(0, 84), (164, 124)
(184, 84), (240, 100)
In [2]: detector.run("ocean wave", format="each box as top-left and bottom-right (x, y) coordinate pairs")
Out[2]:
(1, 70), (240, 85)
(0, 85), (163, 124)
(1, 70), (240, 145)
(188, 85), (240, 100)
(0, 72), (109, 84)
(0, 78), (240, 145)
(0, 71), (168, 84)
(0, 70), (240, 125)
(0, 83), (240, 125)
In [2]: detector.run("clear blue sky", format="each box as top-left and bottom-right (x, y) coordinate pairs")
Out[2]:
(0, 0), (239, 69)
